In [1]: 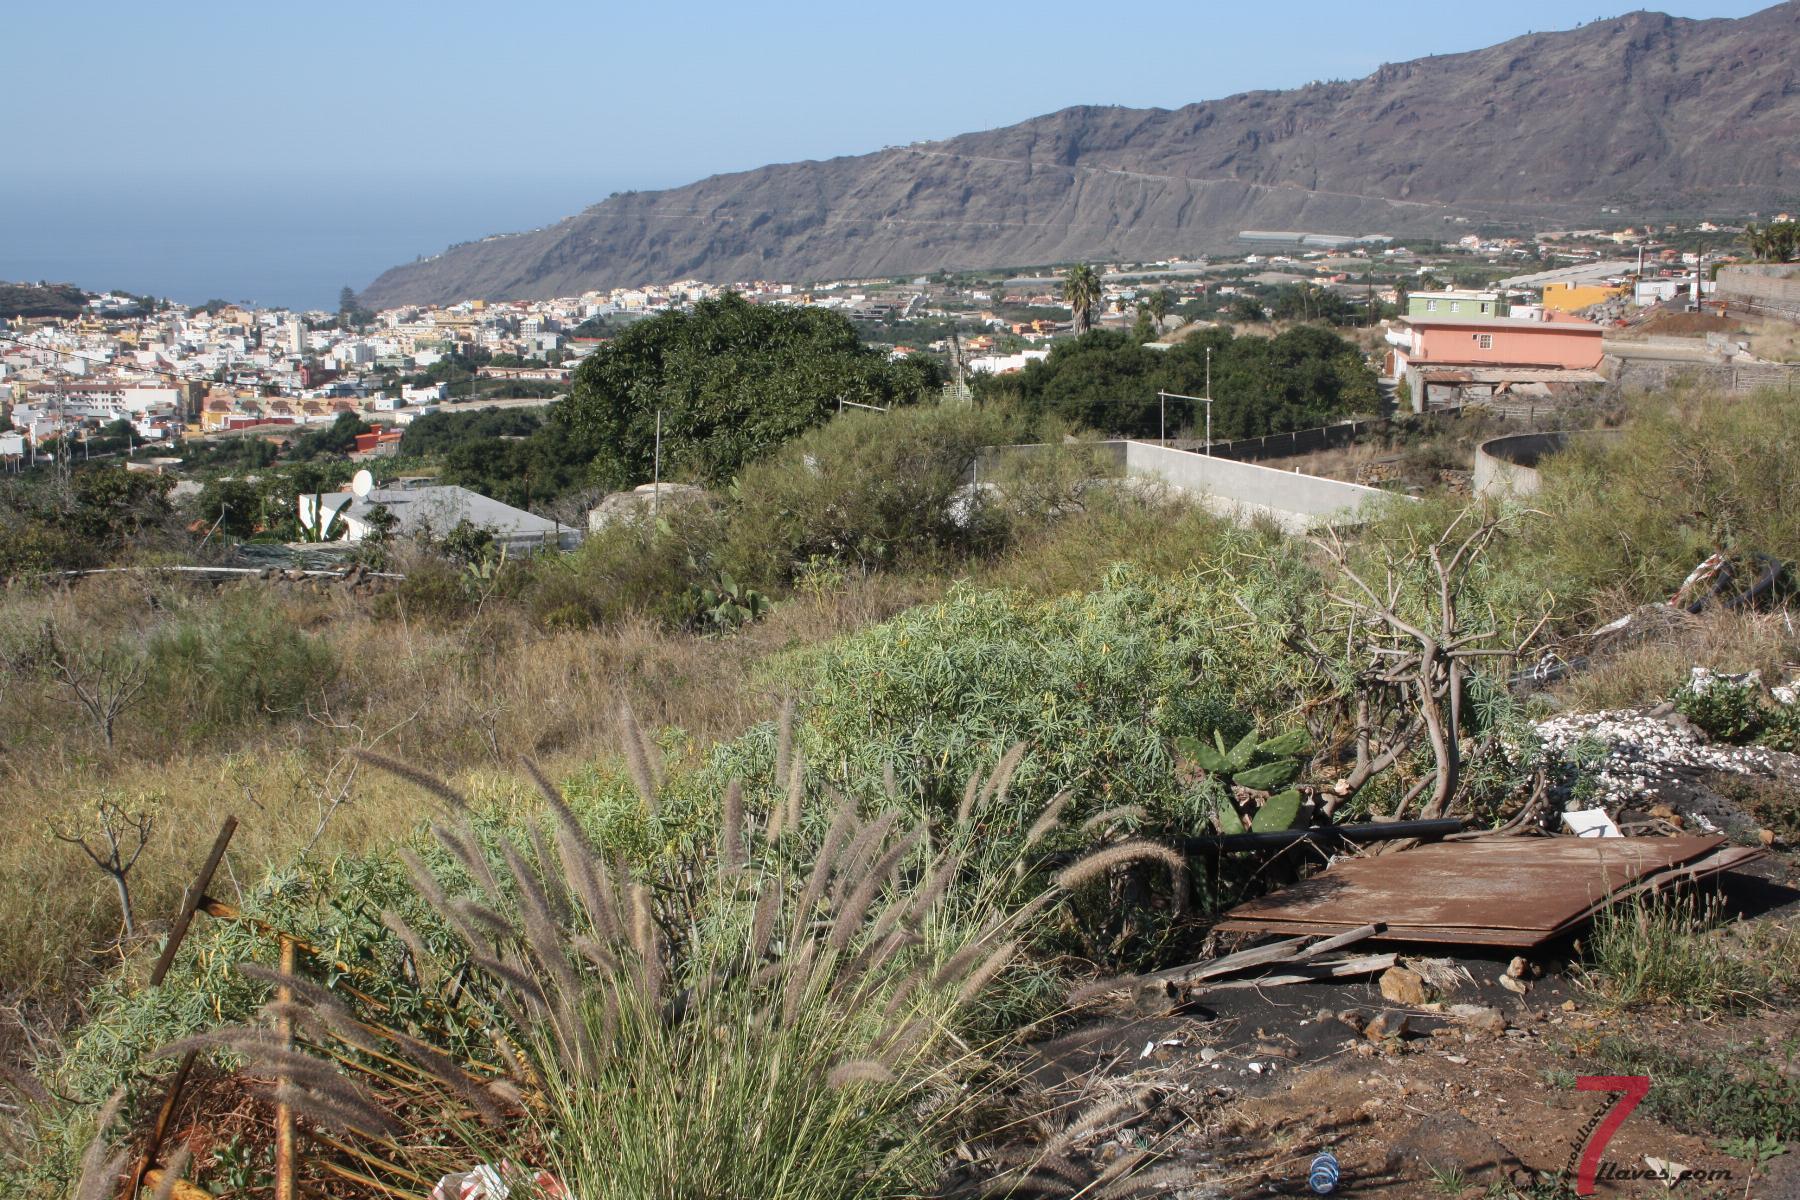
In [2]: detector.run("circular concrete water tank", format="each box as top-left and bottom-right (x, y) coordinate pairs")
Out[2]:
(1473, 431), (1573, 497)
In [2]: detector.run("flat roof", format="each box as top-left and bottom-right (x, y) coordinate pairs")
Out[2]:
(1402, 315), (1601, 332)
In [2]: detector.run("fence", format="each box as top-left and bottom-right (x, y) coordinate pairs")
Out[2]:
(1170, 418), (1383, 462)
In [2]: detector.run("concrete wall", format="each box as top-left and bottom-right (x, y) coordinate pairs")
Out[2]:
(1121, 441), (1400, 532)
(1606, 357), (1800, 394)
(1717, 264), (1800, 321)
(973, 439), (1403, 531)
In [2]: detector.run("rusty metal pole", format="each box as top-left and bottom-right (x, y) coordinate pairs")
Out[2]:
(274, 934), (297, 1200)
(150, 816), (238, 988)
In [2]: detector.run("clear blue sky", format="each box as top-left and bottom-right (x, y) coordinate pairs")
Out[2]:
(0, 0), (1777, 308)
(9, 0), (1776, 189)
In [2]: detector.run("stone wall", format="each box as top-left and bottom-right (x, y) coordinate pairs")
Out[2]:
(1716, 264), (1800, 321)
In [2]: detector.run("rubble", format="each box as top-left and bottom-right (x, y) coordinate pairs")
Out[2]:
(1533, 706), (1789, 810)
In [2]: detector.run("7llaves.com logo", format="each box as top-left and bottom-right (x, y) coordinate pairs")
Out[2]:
(1565, 1076), (1650, 1196)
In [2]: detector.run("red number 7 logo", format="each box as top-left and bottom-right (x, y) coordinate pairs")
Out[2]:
(1573, 1075), (1651, 1195)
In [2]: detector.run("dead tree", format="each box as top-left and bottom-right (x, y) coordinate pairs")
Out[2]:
(54, 801), (154, 938)
(38, 619), (147, 751)
(1304, 510), (1547, 821)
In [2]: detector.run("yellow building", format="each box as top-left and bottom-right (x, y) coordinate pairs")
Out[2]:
(1541, 282), (1625, 312)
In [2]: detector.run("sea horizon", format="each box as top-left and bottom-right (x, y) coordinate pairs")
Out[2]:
(0, 171), (649, 312)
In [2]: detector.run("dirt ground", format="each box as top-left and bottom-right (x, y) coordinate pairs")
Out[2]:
(1000, 863), (1800, 1200)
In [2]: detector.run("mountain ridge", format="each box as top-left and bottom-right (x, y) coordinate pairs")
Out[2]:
(361, 2), (1800, 308)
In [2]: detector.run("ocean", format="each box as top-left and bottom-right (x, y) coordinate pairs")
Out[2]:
(0, 173), (642, 312)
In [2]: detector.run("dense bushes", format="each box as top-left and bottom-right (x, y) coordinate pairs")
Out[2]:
(720, 406), (1008, 586)
(144, 591), (339, 735)
(983, 325), (1379, 441)
(0, 467), (178, 577)
(720, 553), (1315, 834)
(1525, 386), (1800, 618)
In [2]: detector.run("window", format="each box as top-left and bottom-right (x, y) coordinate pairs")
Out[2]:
(1477, 333), (1493, 349)
(1450, 301), (1462, 313)
(1426, 299), (1438, 312)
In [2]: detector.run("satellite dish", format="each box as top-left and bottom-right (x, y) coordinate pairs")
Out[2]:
(351, 469), (374, 499)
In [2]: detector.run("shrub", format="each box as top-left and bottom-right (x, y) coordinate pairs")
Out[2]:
(720, 560), (1312, 834)
(720, 406), (1008, 588)
(528, 507), (720, 631)
(143, 590), (338, 736)
(52, 744), (1158, 1200)
(1674, 668), (1765, 742)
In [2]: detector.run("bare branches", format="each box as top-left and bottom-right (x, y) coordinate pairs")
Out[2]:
(1311, 508), (1544, 821)
(53, 800), (153, 938)
(31, 618), (147, 751)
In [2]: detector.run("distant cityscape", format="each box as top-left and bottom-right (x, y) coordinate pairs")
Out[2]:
(0, 214), (1775, 465)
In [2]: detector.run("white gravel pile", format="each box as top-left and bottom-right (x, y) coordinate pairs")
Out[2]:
(1532, 708), (1783, 810)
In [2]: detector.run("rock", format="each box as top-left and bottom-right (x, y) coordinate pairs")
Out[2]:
(1336, 1009), (1368, 1033)
(1506, 956), (1530, 980)
(587, 482), (708, 531)
(1761, 828), (1777, 847)
(1498, 973), (1530, 997)
(1379, 966), (1433, 1006)
(1364, 1012), (1409, 1042)
(1562, 999), (1577, 1012)
(1448, 1004), (1508, 1035)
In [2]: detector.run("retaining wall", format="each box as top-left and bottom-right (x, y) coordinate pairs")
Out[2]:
(1120, 441), (1399, 532)
(1717, 264), (1800, 322)
(972, 440), (1402, 531)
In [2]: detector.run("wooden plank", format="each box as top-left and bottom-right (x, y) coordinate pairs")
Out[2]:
(1196, 953), (1399, 991)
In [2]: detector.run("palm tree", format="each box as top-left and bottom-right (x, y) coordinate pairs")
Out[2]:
(1743, 223), (1770, 262)
(1144, 288), (1170, 333)
(1063, 263), (1102, 335)
(1772, 221), (1799, 264)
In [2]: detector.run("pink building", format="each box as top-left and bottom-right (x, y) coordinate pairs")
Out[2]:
(1385, 314), (1606, 412)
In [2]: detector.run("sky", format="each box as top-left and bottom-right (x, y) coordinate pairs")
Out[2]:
(1, 0), (1777, 309)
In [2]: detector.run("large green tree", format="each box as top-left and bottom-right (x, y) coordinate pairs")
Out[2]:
(559, 293), (939, 489)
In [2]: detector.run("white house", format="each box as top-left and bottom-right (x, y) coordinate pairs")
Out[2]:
(298, 481), (581, 551)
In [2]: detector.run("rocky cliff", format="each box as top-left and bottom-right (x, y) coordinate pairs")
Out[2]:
(361, 2), (1800, 307)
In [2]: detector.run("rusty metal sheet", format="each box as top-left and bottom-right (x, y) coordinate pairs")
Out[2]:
(1217, 835), (1729, 947)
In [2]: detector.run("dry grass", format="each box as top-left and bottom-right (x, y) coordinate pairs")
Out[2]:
(0, 571), (936, 1014)
(1742, 317), (1800, 363)
(1552, 607), (1800, 713)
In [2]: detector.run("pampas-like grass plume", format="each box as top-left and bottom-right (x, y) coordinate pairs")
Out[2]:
(774, 697), (794, 790)
(71, 1088), (125, 1200)
(1021, 788), (1074, 852)
(826, 1059), (895, 1089)
(1052, 840), (1187, 893)
(353, 750), (471, 811)
(617, 700), (660, 813)
(1079, 804), (1147, 834)
(784, 749), (806, 834)
(722, 779), (745, 868)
